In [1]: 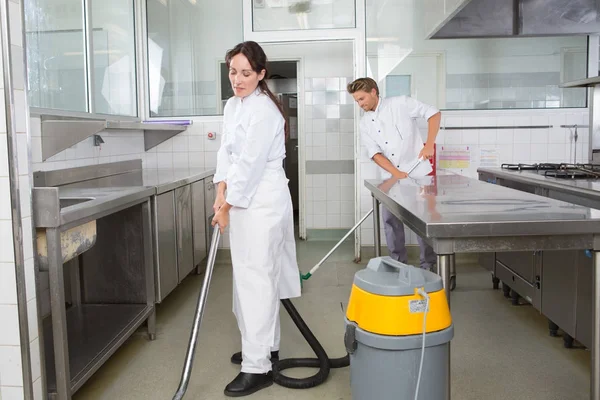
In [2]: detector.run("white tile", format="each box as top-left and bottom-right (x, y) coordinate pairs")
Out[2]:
(312, 147), (327, 160)
(14, 90), (27, 134)
(312, 132), (326, 147)
(530, 146), (548, 162)
(143, 152), (158, 169)
(341, 213), (354, 227)
(496, 130), (514, 144)
(513, 129), (531, 144)
(326, 147), (340, 160)
(312, 175), (326, 187)
(172, 136), (189, 153)
(444, 117), (461, 127)
(0, 305), (20, 345)
(0, 220), (15, 262)
(11, 46), (24, 91)
(188, 152), (203, 168)
(326, 133), (340, 148)
(327, 214), (341, 228)
(313, 216), (327, 228)
(173, 152), (189, 169)
(155, 139), (173, 153)
(1, 386), (24, 400)
(478, 130), (496, 145)
(325, 78), (339, 91)
(8, 1), (23, 47)
(27, 298), (38, 343)
(19, 175), (30, 219)
(326, 185), (340, 201)
(444, 131), (461, 145)
(203, 151), (217, 168)
(0, 177), (11, 220)
(0, 134), (9, 177)
(461, 130), (479, 144)
(548, 128), (567, 144)
(33, 377), (43, 400)
(513, 144), (531, 161)
(188, 135), (204, 152)
(0, 262), (17, 304)
(313, 119), (326, 133)
(313, 200), (327, 214)
(157, 153), (173, 169)
(0, 344), (23, 386)
(30, 136), (41, 164)
(340, 119), (354, 133)
(340, 174), (354, 187)
(313, 188), (326, 202)
(530, 129), (548, 144)
(29, 337), (41, 381)
(326, 201), (341, 215)
(497, 144), (513, 163)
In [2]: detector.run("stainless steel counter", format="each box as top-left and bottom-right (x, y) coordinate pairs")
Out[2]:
(478, 167), (600, 204)
(34, 186), (155, 230)
(142, 168), (215, 194)
(365, 170), (600, 400)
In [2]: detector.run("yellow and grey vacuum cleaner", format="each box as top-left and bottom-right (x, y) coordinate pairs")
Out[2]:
(345, 256), (454, 400)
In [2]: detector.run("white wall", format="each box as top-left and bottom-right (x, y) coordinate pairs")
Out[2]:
(1, 1), (43, 399)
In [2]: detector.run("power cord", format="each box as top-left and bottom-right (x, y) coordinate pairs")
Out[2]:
(414, 287), (430, 400)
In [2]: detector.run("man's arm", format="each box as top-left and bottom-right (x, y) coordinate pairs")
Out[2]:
(373, 153), (407, 179)
(419, 111), (441, 160)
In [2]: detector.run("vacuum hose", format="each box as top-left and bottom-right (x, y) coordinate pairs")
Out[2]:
(274, 298), (350, 389)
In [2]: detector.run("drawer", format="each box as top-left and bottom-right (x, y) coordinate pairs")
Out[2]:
(496, 251), (535, 284)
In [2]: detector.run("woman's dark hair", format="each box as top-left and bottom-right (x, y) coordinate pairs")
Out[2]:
(225, 41), (289, 140)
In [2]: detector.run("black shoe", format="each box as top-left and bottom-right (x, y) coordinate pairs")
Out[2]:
(230, 351), (279, 365)
(224, 371), (273, 397)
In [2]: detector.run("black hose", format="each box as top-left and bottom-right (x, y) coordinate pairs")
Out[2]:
(273, 298), (350, 389)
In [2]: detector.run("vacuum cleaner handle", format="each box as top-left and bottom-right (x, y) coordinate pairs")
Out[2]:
(172, 225), (221, 400)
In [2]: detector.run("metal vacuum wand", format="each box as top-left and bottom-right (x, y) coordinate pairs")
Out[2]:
(173, 225), (221, 400)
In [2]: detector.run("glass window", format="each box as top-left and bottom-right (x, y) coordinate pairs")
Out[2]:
(24, 0), (88, 112)
(385, 75), (411, 98)
(252, 0), (355, 32)
(92, 0), (137, 116)
(146, 0), (243, 117)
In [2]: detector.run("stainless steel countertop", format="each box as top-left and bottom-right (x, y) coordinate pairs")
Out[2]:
(477, 167), (600, 201)
(33, 186), (155, 230)
(142, 168), (215, 194)
(365, 170), (600, 239)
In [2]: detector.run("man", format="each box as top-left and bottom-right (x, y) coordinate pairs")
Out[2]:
(347, 77), (441, 271)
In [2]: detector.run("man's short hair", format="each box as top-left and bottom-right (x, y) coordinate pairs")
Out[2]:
(347, 77), (379, 96)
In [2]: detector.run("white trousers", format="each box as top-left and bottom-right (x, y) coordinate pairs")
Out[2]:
(229, 167), (301, 374)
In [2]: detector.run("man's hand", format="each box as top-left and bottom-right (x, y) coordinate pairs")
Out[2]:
(392, 170), (408, 179)
(418, 144), (435, 160)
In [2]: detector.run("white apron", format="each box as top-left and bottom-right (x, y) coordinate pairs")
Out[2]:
(228, 161), (301, 372)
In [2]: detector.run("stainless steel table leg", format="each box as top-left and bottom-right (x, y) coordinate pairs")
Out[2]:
(372, 196), (381, 257)
(48, 228), (72, 400)
(438, 253), (454, 400)
(593, 251), (600, 400)
(143, 200), (157, 341)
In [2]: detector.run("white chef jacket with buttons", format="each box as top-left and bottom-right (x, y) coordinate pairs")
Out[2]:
(360, 95), (439, 180)
(213, 88), (286, 209)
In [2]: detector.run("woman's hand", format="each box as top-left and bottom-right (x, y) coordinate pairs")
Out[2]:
(212, 205), (230, 234)
(213, 192), (226, 213)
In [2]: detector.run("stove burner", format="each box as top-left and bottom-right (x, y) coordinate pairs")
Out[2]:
(502, 163), (600, 179)
(500, 163), (562, 171)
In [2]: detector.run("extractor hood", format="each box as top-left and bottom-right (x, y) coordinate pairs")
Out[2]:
(431, 0), (600, 39)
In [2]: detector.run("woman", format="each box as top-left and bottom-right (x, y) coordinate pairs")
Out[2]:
(211, 41), (302, 397)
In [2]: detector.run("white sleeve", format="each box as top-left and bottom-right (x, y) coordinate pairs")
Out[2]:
(360, 118), (382, 159)
(400, 96), (439, 120)
(213, 102), (233, 184)
(225, 111), (282, 209)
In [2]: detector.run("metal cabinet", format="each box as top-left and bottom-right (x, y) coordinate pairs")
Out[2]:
(175, 185), (194, 282)
(191, 181), (207, 271)
(576, 252), (594, 349)
(541, 250), (578, 340)
(155, 191), (178, 302)
(495, 251), (541, 309)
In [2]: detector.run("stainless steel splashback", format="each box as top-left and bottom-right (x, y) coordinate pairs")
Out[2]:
(33, 160), (144, 188)
(431, 0), (600, 39)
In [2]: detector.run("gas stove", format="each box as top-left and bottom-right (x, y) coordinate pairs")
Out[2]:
(500, 163), (600, 179)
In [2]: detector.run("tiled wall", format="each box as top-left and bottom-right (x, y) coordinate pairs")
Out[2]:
(304, 76), (356, 231)
(445, 72), (587, 109)
(0, 0), (43, 399)
(359, 109), (590, 248)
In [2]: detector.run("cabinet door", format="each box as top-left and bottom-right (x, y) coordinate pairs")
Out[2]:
(156, 192), (178, 302)
(541, 250), (578, 339)
(576, 251), (594, 349)
(496, 251), (535, 283)
(175, 185), (194, 282)
(192, 180), (207, 267)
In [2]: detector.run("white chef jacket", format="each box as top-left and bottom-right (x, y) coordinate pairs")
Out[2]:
(213, 88), (286, 209)
(360, 95), (439, 180)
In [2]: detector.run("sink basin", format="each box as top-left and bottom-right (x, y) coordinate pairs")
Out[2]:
(59, 197), (95, 208)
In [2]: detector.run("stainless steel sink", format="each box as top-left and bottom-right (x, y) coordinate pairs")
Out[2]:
(59, 197), (95, 208)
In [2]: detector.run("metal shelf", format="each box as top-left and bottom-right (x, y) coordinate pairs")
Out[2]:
(44, 303), (153, 396)
(41, 117), (190, 161)
(560, 76), (600, 88)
